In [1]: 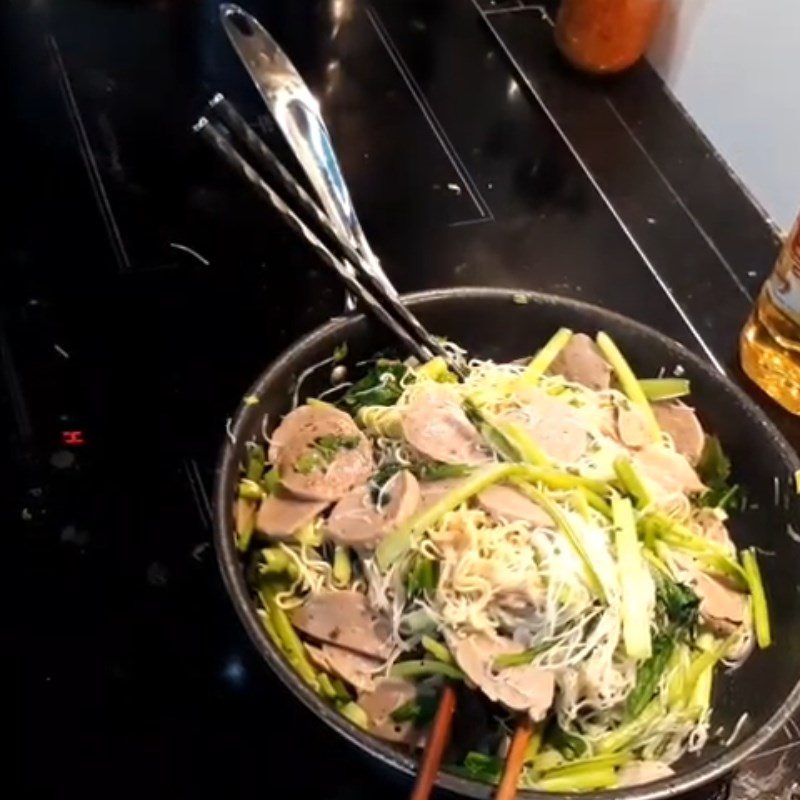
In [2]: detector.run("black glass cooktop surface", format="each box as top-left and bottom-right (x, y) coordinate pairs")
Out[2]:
(6, 0), (798, 797)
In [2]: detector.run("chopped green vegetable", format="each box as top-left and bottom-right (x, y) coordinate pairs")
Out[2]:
(638, 378), (691, 401)
(317, 672), (338, 699)
(235, 498), (256, 552)
(596, 332), (660, 441)
(407, 556), (439, 596)
(493, 646), (543, 670)
(742, 548), (772, 648)
(457, 752), (503, 784)
(512, 293), (530, 305)
(481, 422), (521, 462)
(294, 434), (361, 476)
(416, 356), (458, 383)
(294, 452), (322, 475)
(414, 461), (473, 482)
(520, 327), (573, 384)
(625, 634), (673, 718)
(260, 468), (281, 495)
(668, 636), (733, 708)
(314, 434), (361, 460)
(389, 659), (464, 681)
(243, 394), (260, 406)
(643, 514), (749, 590)
(333, 546), (352, 588)
(295, 522), (323, 547)
(333, 342), (348, 362)
(613, 457), (652, 509)
(513, 481), (607, 601)
(569, 489), (592, 520)
(656, 575), (700, 633)
(391, 693), (439, 724)
(613, 494), (652, 659)
(258, 584), (319, 690)
(595, 701), (661, 754)
(340, 360), (409, 412)
(544, 721), (588, 760)
(525, 723), (544, 764)
(376, 463), (519, 569)
(518, 465), (610, 497)
(697, 436), (745, 511)
(421, 635), (454, 664)
(696, 435), (731, 485)
(245, 444), (265, 481)
(534, 764), (618, 792)
(260, 548), (299, 578)
(331, 677), (351, 702)
(494, 419), (551, 467)
(237, 478), (264, 501)
(339, 701), (369, 729)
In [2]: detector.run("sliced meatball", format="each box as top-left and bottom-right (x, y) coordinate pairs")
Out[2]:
(418, 475), (472, 512)
(653, 402), (705, 465)
(268, 404), (353, 463)
(255, 491), (329, 539)
(501, 391), (587, 464)
(618, 761), (674, 787)
(476, 484), (554, 527)
(306, 643), (381, 693)
(672, 553), (748, 635)
(358, 678), (418, 744)
(327, 470), (420, 548)
(616, 406), (650, 449)
(401, 384), (490, 466)
(632, 445), (706, 497)
(290, 590), (392, 658)
(448, 632), (554, 720)
(279, 423), (373, 502)
(548, 333), (612, 390)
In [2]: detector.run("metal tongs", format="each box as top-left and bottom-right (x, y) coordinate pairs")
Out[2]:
(194, 5), (465, 378)
(191, 7), (531, 799)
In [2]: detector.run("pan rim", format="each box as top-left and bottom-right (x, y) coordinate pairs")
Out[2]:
(213, 286), (800, 800)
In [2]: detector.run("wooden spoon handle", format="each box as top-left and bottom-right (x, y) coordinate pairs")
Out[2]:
(495, 717), (533, 800)
(409, 684), (458, 800)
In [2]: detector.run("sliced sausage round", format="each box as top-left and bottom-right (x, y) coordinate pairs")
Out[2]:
(268, 404), (353, 463)
(256, 491), (329, 539)
(448, 632), (555, 720)
(290, 590), (392, 658)
(653, 401), (705, 465)
(358, 678), (418, 744)
(306, 643), (381, 692)
(401, 385), (490, 466)
(501, 390), (588, 464)
(672, 553), (747, 635)
(632, 445), (706, 497)
(476, 484), (554, 527)
(278, 412), (373, 502)
(327, 470), (420, 548)
(616, 406), (650, 449)
(548, 333), (612, 390)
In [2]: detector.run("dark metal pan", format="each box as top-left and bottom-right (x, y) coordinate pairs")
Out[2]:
(213, 287), (800, 799)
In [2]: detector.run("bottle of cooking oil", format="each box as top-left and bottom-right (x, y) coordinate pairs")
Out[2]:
(741, 211), (800, 414)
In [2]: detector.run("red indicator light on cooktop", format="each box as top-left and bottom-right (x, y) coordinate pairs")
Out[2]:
(62, 430), (85, 446)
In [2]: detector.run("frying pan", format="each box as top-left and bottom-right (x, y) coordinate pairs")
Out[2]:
(213, 287), (800, 799)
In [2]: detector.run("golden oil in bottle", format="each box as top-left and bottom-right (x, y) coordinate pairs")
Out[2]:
(740, 213), (800, 414)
